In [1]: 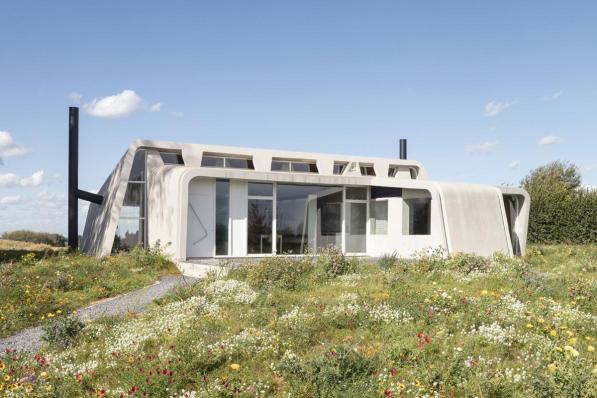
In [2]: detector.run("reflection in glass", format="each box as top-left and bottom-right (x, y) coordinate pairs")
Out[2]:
(248, 182), (273, 197)
(113, 218), (144, 250)
(370, 201), (388, 235)
(129, 150), (146, 181)
(121, 183), (144, 218)
(201, 156), (224, 168)
(247, 199), (273, 254)
(160, 152), (184, 165)
(225, 158), (254, 169)
(346, 202), (367, 252)
(276, 185), (342, 254)
(346, 187), (367, 200)
(215, 180), (229, 255)
(404, 198), (431, 235)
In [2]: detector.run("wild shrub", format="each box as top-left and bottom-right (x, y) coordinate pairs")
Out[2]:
(42, 316), (85, 348)
(317, 245), (358, 277)
(377, 252), (398, 270)
(446, 253), (491, 274)
(280, 346), (376, 397)
(246, 256), (314, 291)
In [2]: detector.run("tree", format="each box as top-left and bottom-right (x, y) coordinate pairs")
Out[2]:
(521, 161), (596, 244)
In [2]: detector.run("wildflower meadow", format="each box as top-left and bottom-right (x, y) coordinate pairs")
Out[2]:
(0, 245), (595, 397)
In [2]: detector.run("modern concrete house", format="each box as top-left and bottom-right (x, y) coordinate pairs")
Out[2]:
(81, 140), (530, 261)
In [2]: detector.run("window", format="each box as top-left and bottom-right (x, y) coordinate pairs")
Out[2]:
(370, 201), (388, 235)
(247, 183), (273, 254)
(371, 186), (402, 199)
(388, 166), (398, 177)
(369, 186), (400, 236)
(359, 164), (376, 176)
(160, 152), (184, 165)
(114, 149), (146, 251)
(403, 196), (431, 235)
(276, 184), (343, 254)
(333, 162), (348, 175)
(271, 159), (318, 173)
(346, 186), (367, 200)
(345, 186), (368, 253)
(409, 167), (418, 179)
(201, 154), (254, 169)
(215, 180), (229, 255)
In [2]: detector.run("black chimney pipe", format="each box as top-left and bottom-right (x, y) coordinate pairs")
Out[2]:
(68, 107), (79, 250)
(399, 138), (407, 160)
(68, 107), (105, 251)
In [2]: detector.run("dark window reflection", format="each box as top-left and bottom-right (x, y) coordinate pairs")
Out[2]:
(247, 199), (273, 254)
(405, 198), (431, 235)
(276, 185), (342, 254)
(215, 180), (229, 255)
(129, 150), (146, 181)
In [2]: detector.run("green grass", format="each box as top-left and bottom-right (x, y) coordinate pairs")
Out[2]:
(0, 246), (179, 338)
(0, 245), (595, 397)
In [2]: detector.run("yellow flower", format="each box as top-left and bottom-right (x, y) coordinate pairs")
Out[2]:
(229, 363), (240, 371)
(538, 318), (545, 324)
(0, 362), (4, 370)
(526, 323), (533, 329)
(569, 337), (577, 345)
(3, 375), (9, 382)
(588, 345), (595, 352)
(549, 329), (557, 337)
(56, 310), (62, 314)
(26, 384), (33, 392)
(564, 345), (579, 357)
(0, 383), (3, 391)
(481, 290), (489, 296)
(547, 363), (557, 374)
(397, 382), (405, 390)
(40, 372), (48, 378)
(565, 330), (573, 337)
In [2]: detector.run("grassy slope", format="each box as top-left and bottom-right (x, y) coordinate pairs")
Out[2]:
(0, 245), (595, 397)
(0, 247), (179, 338)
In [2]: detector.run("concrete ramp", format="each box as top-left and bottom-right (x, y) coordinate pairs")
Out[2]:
(436, 183), (512, 257)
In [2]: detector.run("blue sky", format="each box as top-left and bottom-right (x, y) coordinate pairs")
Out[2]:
(1, 1), (596, 234)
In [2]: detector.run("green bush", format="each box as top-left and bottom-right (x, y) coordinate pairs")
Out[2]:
(317, 245), (358, 278)
(246, 256), (314, 291)
(522, 161), (597, 244)
(446, 253), (491, 274)
(42, 316), (85, 348)
(377, 252), (398, 270)
(1, 230), (67, 247)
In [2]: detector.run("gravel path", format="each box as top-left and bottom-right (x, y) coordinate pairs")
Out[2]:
(0, 274), (198, 353)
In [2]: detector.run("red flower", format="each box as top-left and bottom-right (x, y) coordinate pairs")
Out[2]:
(384, 389), (394, 397)
(390, 367), (397, 377)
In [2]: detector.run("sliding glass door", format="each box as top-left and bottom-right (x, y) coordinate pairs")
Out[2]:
(247, 183), (273, 254)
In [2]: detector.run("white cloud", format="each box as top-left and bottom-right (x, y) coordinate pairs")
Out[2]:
(20, 170), (44, 187)
(538, 135), (559, 146)
(509, 160), (519, 169)
(483, 101), (515, 117)
(84, 89), (142, 118)
(0, 131), (30, 164)
(0, 195), (21, 205)
(68, 92), (83, 104)
(0, 170), (44, 187)
(465, 141), (498, 154)
(148, 102), (162, 112)
(171, 111), (184, 117)
(542, 91), (562, 101)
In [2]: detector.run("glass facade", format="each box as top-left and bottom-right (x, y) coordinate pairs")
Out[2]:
(247, 198), (273, 254)
(114, 149), (146, 251)
(403, 196), (431, 235)
(215, 180), (229, 255)
(201, 154), (254, 169)
(276, 185), (343, 254)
